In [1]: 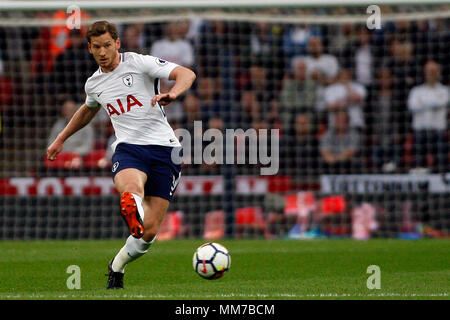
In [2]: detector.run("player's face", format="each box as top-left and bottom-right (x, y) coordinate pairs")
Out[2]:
(88, 32), (121, 71)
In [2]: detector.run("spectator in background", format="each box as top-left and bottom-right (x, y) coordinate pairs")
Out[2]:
(151, 21), (196, 122)
(0, 80), (12, 147)
(371, 68), (403, 172)
(320, 110), (361, 174)
(281, 112), (319, 181)
(47, 99), (94, 156)
(197, 20), (236, 79)
(196, 20), (237, 128)
(238, 92), (279, 132)
(199, 116), (224, 175)
(428, 19), (450, 86)
(389, 20), (414, 44)
(52, 29), (97, 100)
(250, 22), (281, 59)
(247, 22), (285, 84)
(31, 11), (67, 75)
(239, 91), (261, 130)
(29, 12), (54, 105)
(150, 21), (194, 68)
(197, 77), (225, 123)
(383, 39), (420, 136)
(121, 24), (147, 54)
(385, 39), (419, 89)
(0, 53), (5, 147)
(0, 51), (4, 75)
(282, 24), (321, 58)
(279, 59), (317, 130)
(323, 69), (366, 130)
(329, 23), (354, 60)
(246, 61), (268, 97)
(184, 17), (203, 46)
(353, 27), (374, 88)
(242, 60), (279, 128)
(408, 61), (449, 173)
(208, 116), (225, 132)
(180, 92), (202, 132)
(296, 36), (339, 85)
(292, 36), (339, 111)
(31, 10), (90, 75)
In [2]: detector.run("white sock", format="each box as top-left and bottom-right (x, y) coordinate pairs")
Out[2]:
(111, 235), (156, 273)
(131, 193), (145, 221)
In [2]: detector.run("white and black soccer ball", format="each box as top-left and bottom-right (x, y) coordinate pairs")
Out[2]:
(192, 242), (231, 280)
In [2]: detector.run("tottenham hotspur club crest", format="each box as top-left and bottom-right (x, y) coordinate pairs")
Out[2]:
(122, 74), (133, 87)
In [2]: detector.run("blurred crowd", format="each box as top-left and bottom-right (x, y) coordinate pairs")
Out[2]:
(0, 14), (449, 179)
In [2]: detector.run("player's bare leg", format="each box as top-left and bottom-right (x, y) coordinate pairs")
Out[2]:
(108, 170), (171, 289)
(141, 196), (170, 242)
(107, 168), (148, 289)
(114, 168), (147, 238)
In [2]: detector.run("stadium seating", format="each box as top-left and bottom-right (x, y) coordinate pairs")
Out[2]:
(158, 210), (185, 240)
(320, 196), (346, 216)
(235, 207), (267, 238)
(83, 149), (107, 168)
(43, 152), (83, 169)
(203, 210), (225, 240)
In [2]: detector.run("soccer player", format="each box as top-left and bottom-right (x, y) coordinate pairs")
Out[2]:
(47, 21), (196, 289)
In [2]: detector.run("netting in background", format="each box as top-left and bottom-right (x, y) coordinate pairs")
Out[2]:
(0, 1), (449, 240)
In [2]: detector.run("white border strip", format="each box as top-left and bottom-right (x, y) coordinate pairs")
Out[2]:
(0, 0), (449, 10)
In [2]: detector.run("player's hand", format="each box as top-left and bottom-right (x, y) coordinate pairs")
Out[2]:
(47, 139), (64, 161)
(151, 93), (177, 106)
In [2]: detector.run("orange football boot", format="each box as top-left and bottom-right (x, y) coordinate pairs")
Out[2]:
(120, 192), (144, 238)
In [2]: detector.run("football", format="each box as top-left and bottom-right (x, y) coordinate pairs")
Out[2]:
(192, 242), (231, 280)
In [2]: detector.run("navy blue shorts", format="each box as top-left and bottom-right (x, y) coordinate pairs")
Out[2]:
(111, 143), (182, 201)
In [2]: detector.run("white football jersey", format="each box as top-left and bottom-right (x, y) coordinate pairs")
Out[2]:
(84, 52), (182, 151)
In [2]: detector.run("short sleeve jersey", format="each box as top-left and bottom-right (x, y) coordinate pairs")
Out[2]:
(84, 52), (181, 151)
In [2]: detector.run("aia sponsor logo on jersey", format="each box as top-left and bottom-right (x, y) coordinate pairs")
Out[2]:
(106, 94), (143, 116)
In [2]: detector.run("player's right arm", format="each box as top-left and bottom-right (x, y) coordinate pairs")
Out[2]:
(47, 103), (101, 160)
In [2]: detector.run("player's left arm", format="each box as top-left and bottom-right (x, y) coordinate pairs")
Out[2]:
(151, 66), (196, 106)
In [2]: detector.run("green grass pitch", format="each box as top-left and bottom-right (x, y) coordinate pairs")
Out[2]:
(0, 239), (448, 300)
